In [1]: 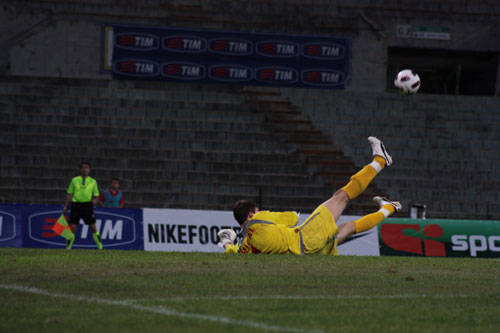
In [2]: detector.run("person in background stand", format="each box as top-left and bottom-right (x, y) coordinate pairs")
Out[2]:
(99, 178), (124, 208)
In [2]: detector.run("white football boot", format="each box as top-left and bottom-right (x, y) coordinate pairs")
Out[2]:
(373, 196), (402, 212)
(368, 136), (392, 167)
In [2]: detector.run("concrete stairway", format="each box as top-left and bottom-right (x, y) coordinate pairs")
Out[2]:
(0, 76), (330, 212)
(243, 88), (388, 214)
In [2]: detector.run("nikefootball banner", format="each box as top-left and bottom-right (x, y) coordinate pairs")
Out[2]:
(142, 209), (378, 255)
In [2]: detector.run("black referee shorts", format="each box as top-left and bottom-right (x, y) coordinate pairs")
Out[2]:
(69, 202), (96, 225)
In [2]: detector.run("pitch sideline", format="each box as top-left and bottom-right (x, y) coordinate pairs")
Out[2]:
(0, 284), (318, 333)
(128, 293), (471, 302)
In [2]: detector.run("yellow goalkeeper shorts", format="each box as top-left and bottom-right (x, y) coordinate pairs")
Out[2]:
(293, 205), (338, 254)
(317, 237), (339, 256)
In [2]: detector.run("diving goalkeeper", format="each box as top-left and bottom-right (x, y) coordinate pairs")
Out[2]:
(218, 136), (401, 255)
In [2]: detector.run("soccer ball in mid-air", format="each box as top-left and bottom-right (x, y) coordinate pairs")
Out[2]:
(394, 69), (421, 95)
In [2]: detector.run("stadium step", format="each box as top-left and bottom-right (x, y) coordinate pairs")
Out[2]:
(241, 88), (390, 214)
(0, 76), (391, 215)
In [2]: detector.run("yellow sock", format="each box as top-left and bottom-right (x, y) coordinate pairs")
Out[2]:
(341, 156), (386, 200)
(354, 204), (395, 233)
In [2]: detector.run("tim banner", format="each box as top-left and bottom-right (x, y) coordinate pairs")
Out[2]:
(143, 208), (379, 255)
(0, 204), (143, 250)
(104, 24), (351, 89)
(378, 218), (500, 258)
(0, 204), (23, 247)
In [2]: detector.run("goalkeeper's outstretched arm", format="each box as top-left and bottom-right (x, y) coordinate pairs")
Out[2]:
(218, 229), (239, 253)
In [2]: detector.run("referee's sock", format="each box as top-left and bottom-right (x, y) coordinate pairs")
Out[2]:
(341, 156), (386, 200)
(65, 235), (75, 250)
(92, 232), (103, 250)
(354, 204), (395, 233)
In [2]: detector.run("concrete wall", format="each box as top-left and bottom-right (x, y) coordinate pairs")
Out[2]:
(2, 0), (499, 92)
(1, 0), (499, 218)
(279, 87), (500, 219)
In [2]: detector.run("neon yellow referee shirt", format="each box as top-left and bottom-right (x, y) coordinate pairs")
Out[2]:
(67, 176), (99, 203)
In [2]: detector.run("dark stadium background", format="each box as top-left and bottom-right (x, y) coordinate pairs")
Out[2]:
(0, 0), (498, 220)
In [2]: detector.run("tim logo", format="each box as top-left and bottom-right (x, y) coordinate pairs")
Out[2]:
(209, 65), (252, 82)
(163, 35), (207, 53)
(302, 69), (344, 87)
(113, 59), (159, 77)
(28, 211), (137, 248)
(209, 38), (252, 56)
(302, 43), (345, 60)
(115, 33), (159, 51)
(256, 41), (299, 58)
(381, 223), (446, 256)
(255, 67), (298, 84)
(161, 62), (206, 80)
(0, 211), (16, 243)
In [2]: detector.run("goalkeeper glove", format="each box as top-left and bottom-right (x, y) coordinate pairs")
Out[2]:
(217, 229), (237, 248)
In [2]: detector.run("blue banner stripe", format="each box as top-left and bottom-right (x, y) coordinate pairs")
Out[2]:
(110, 24), (351, 89)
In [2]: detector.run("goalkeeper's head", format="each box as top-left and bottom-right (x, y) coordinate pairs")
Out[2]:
(233, 200), (259, 226)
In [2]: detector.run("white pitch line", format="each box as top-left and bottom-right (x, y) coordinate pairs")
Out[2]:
(0, 284), (318, 333)
(127, 293), (470, 302)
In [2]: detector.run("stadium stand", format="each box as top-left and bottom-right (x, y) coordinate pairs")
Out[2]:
(2, 75), (498, 219)
(282, 89), (500, 220)
(0, 76), (340, 212)
(0, 0), (499, 219)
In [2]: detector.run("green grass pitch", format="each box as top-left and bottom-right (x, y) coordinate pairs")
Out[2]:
(1, 248), (499, 332)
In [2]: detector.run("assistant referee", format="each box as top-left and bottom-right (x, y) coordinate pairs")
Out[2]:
(62, 161), (103, 250)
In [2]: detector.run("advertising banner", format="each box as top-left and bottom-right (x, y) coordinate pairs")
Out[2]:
(25, 205), (143, 250)
(143, 208), (240, 252)
(106, 24), (351, 89)
(143, 209), (378, 255)
(0, 204), (143, 250)
(0, 204), (24, 247)
(378, 218), (500, 258)
(336, 216), (379, 256)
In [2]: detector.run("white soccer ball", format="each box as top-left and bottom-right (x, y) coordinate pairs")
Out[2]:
(394, 69), (421, 95)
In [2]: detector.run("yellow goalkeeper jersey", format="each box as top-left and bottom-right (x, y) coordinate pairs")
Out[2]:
(225, 210), (301, 254)
(225, 206), (339, 256)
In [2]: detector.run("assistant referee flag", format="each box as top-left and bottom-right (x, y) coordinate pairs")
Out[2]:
(52, 215), (74, 240)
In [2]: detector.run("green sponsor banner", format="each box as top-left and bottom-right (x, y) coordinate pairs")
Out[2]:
(415, 25), (450, 33)
(396, 24), (451, 40)
(378, 219), (500, 258)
